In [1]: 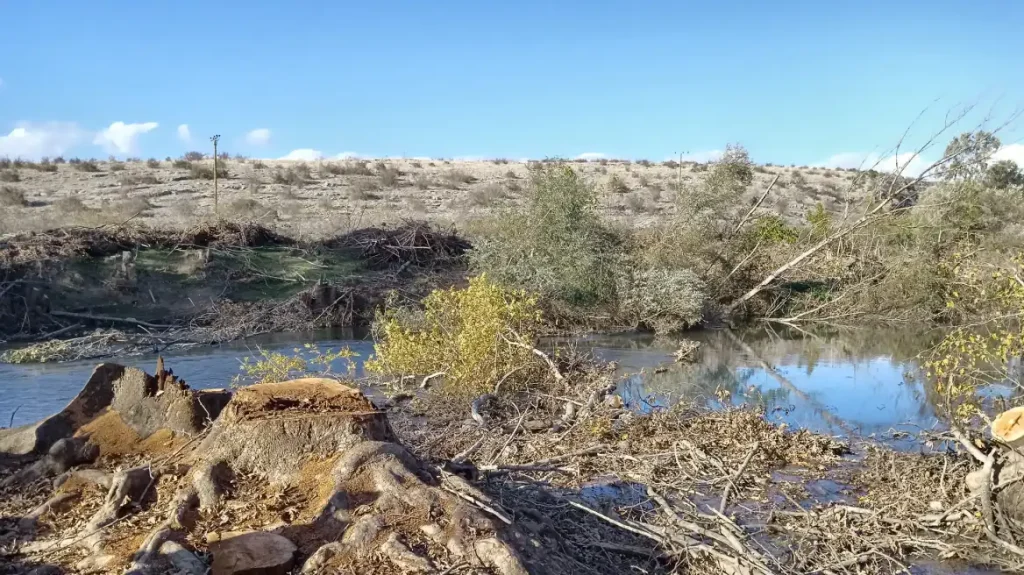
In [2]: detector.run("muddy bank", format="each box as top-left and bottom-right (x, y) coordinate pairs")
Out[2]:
(2, 357), (1023, 574)
(0, 220), (468, 359)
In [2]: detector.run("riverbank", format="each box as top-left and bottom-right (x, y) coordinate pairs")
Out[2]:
(0, 220), (468, 360)
(0, 356), (1018, 575)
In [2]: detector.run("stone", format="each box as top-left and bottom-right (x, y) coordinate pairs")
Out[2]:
(210, 531), (297, 575)
(159, 541), (209, 575)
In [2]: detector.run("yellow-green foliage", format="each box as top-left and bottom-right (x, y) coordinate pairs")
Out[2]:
(926, 254), (1024, 423)
(366, 274), (542, 394)
(235, 343), (357, 385)
(751, 214), (798, 245)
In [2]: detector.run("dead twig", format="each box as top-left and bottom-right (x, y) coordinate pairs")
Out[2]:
(720, 441), (759, 514)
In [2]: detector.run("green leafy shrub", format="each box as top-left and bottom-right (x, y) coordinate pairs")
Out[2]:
(752, 214), (799, 245)
(366, 274), (542, 395)
(985, 160), (1024, 190)
(470, 165), (622, 310)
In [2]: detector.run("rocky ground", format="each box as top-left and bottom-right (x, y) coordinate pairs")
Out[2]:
(0, 157), (865, 239)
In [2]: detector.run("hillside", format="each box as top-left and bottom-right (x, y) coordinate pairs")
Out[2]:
(0, 156), (869, 239)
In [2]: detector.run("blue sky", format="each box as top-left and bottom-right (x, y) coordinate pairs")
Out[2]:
(1, 1), (1022, 169)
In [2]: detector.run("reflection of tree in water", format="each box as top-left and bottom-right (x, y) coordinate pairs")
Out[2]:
(615, 325), (949, 430)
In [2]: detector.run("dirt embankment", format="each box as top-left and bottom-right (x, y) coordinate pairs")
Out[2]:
(2, 356), (1023, 574)
(0, 220), (469, 354)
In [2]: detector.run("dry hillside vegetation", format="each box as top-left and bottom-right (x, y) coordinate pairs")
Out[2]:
(0, 155), (864, 239)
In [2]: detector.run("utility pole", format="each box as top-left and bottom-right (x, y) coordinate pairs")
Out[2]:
(211, 135), (221, 216)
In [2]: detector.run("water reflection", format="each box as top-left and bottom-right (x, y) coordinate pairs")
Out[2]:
(560, 326), (955, 439)
(1, 325), (1012, 442)
(0, 329), (372, 428)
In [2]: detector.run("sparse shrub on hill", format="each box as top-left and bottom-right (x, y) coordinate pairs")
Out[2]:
(0, 186), (27, 207)
(442, 170), (475, 188)
(377, 163), (401, 188)
(608, 174), (630, 194)
(189, 162), (229, 180)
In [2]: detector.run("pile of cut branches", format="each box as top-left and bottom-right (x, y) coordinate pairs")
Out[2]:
(331, 220), (470, 270)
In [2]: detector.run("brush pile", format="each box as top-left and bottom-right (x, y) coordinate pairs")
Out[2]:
(331, 220), (471, 270)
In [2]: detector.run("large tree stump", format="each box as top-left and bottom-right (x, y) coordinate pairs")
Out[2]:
(179, 378), (528, 574)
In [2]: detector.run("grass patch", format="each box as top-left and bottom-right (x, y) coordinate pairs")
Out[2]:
(0, 170), (20, 183)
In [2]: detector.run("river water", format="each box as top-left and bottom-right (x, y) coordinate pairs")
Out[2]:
(0, 326), (1005, 442)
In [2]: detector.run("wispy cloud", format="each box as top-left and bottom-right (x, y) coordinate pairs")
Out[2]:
(576, 152), (607, 161)
(93, 121), (159, 155)
(0, 122), (86, 159)
(177, 124), (191, 144)
(245, 128), (271, 146)
(336, 151), (365, 159)
(993, 143), (1024, 167)
(280, 148), (323, 161)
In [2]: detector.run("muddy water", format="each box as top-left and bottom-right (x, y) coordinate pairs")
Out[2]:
(0, 326), (1009, 440)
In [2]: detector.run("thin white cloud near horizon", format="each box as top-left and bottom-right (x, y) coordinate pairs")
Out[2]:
(0, 122), (86, 159)
(576, 152), (607, 160)
(245, 128), (271, 146)
(177, 124), (191, 144)
(93, 121), (159, 155)
(279, 148), (323, 161)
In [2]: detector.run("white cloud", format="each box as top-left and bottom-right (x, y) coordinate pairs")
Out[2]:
(0, 122), (86, 159)
(177, 124), (191, 143)
(93, 121), (159, 155)
(245, 128), (271, 146)
(817, 151), (932, 177)
(452, 155), (485, 162)
(335, 151), (367, 160)
(280, 148), (323, 161)
(576, 152), (607, 161)
(815, 152), (870, 170)
(993, 144), (1024, 167)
